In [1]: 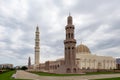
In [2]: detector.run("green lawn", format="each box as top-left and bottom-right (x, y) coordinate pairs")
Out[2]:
(0, 70), (28, 80)
(93, 77), (120, 80)
(31, 71), (81, 76)
(31, 71), (119, 76)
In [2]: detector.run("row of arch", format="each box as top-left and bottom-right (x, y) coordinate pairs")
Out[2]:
(49, 64), (60, 70)
(65, 46), (75, 65)
(66, 26), (74, 29)
(66, 33), (74, 39)
(77, 59), (116, 69)
(65, 47), (75, 50)
(77, 59), (116, 63)
(66, 68), (78, 73)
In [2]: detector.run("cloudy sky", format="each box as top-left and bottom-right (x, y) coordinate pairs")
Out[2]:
(0, 0), (120, 66)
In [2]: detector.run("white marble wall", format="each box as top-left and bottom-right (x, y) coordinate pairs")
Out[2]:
(76, 54), (116, 69)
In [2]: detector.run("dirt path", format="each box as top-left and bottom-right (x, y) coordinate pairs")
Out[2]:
(15, 70), (120, 80)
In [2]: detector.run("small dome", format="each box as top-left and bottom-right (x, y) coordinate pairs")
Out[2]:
(76, 44), (91, 54)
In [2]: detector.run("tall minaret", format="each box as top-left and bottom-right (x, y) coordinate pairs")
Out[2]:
(55, 15), (78, 74)
(28, 57), (31, 69)
(35, 26), (40, 65)
(64, 14), (76, 67)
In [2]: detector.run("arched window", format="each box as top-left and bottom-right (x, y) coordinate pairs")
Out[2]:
(68, 33), (70, 39)
(72, 47), (74, 52)
(66, 68), (71, 73)
(65, 47), (67, 50)
(71, 33), (73, 38)
(55, 65), (57, 69)
(58, 65), (59, 67)
(73, 68), (76, 73)
(72, 47), (74, 49)
(68, 47), (70, 50)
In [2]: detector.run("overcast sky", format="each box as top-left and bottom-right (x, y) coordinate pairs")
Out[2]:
(0, 0), (120, 66)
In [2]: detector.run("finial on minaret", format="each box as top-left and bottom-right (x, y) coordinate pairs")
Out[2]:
(36, 24), (39, 32)
(67, 13), (72, 24)
(69, 12), (71, 16)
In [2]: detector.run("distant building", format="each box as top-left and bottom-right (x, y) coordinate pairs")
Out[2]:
(116, 58), (120, 69)
(15, 66), (21, 69)
(0, 64), (13, 69)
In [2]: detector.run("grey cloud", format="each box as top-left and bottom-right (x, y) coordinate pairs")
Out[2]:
(71, 0), (120, 14)
(0, 0), (120, 66)
(92, 39), (120, 52)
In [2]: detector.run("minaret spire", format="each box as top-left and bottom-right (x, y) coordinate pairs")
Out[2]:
(36, 25), (39, 32)
(34, 25), (40, 68)
(28, 57), (31, 69)
(67, 13), (72, 24)
(69, 12), (71, 16)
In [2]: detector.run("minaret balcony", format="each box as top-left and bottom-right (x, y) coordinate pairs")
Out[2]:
(64, 39), (76, 44)
(34, 47), (40, 49)
(65, 25), (74, 30)
(35, 39), (39, 40)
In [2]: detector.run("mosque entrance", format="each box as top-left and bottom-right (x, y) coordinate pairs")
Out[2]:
(73, 68), (76, 73)
(66, 68), (71, 73)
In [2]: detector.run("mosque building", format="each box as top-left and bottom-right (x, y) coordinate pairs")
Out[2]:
(76, 44), (116, 70)
(28, 15), (116, 73)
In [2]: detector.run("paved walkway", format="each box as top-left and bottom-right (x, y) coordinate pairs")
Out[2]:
(15, 70), (40, 80)
(15, 70), (120, 80)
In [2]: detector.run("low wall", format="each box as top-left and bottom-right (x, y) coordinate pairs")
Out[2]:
(80, 69), (115, 73)
(114, 70), (120, 72)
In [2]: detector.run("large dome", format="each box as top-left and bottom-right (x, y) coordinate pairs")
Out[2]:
(76, 44), (91, 54)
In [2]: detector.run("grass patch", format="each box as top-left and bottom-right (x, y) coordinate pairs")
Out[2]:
(31, 71), (120, 76)
(86, 72), (118, 75)
(0, 70), (28, 80)
(93, 77), (120, 80)
(31, 71), (81, 76)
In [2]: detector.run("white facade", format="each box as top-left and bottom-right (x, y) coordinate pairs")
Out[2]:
(76, 53), (116, 70)
(34, 26), (40, 69)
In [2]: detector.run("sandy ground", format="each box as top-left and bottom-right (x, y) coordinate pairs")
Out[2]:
(15, 70), (120, 80)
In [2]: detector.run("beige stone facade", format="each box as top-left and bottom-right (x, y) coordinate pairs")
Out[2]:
(30, 15), (116, 74)
(39, 58), (64, 72)
(37, 43), (116, 73)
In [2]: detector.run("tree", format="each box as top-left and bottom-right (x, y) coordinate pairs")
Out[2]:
(21, 66), (28, 70)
